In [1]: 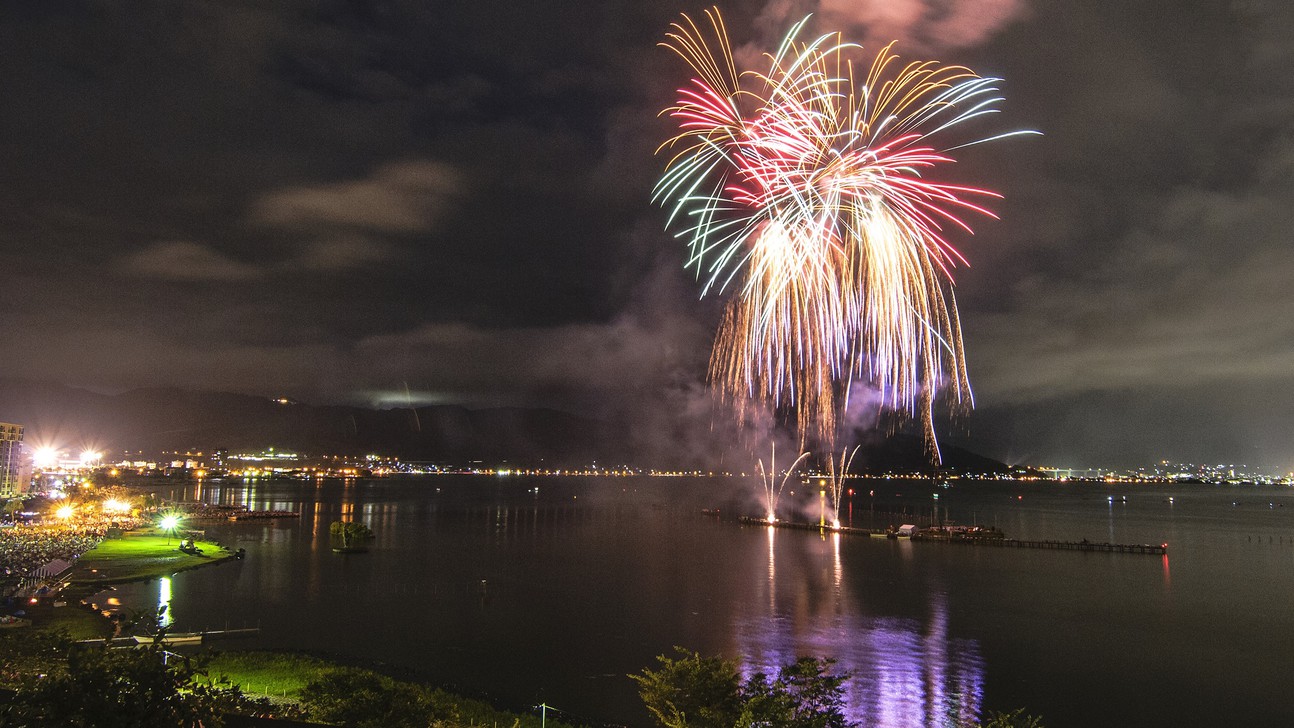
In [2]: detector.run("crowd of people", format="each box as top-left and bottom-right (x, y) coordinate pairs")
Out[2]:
(0, 524), (104, 579)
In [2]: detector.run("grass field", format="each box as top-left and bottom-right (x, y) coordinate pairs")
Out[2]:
(71, 530), (233, 584)
(203, 651), (334, 699)
(202, 651), (577, 727)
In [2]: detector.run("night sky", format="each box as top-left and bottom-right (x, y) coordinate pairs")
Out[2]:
(2, 1), (1292, 470)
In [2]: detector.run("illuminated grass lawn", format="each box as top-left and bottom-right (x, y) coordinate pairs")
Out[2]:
(202, 651), (578, 728)
(203, 651), (333, 699)
(71, 531), (232, 584)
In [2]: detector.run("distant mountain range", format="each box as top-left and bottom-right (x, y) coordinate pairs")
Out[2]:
(0, 378), (1018, 474)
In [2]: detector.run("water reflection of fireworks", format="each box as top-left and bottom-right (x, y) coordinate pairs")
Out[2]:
(738, 527), (984, 727)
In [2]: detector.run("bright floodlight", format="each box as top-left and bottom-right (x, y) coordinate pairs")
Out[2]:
(103, 499), (129, 514)
(79, 450), (101, 465)
(55, 505), (74, 520)
(159, 515), (180, 531)
(33, 447), (59, 469)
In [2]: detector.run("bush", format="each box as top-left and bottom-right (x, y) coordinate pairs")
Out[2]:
(300, 667), (458, 728)
(0, 642), (271, 728)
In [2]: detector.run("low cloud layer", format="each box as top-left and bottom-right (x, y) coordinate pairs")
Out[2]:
(253, 160), (461, 234)
(119, 241), (263, 282)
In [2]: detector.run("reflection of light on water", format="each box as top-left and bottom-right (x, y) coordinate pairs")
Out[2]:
(832, 531), (842, 589)
(767, 526), (776, 614)
(734, 609), (983, 727)
(741, 534), (982, 727)
(312, 504), (325, 549)
(158, 576), (173, 628)
(1108, 499), (1116, 543)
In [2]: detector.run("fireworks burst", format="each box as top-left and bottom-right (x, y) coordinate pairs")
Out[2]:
(656, 9), (1035, 459)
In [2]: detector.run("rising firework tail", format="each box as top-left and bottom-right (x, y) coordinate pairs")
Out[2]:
(657, 9), (1036, 459)
(756, 443), (811, 523)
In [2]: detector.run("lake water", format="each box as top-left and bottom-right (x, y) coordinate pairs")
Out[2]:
(109, 476), (1294, 727)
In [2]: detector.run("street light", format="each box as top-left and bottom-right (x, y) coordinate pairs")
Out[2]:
(159, 514), (180, 544)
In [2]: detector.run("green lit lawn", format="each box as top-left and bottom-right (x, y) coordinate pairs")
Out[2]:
(203, 651), (333, 699)
(71, 531), (232, 584)
(201, 651), (577, 728)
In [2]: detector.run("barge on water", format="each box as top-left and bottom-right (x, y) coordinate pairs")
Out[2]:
(738, 516), (1168, 555)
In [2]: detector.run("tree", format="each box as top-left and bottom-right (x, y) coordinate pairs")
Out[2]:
(0, 642), (265, 728)
(330, 520), (375, 549)
(631, 648), (744, 728)
(2, 497), (22, 515)
(632, 649), (853, 728)
(738, 658), (850, 728)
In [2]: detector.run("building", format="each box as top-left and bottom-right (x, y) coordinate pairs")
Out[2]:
(0, 422), (24, 496)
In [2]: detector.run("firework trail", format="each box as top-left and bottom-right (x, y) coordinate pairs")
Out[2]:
(756, 444), (810, 522)
(656, 9), (1034, 460)
(823, 445), (860, 527)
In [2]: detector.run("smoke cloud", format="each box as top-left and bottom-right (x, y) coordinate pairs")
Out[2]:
(755, 0), (1028, 54)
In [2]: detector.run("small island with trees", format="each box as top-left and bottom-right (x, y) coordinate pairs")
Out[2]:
(329, 520), (375, 553)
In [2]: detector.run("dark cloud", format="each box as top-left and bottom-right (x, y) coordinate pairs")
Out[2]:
(295, 237), (396, 272)
(119, 241), (264, 282)
(252, 160), (460, 234)
(2, 0), (1293, 470)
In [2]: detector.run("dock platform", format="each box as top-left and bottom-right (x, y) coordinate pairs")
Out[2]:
(76, 627), (261, 648)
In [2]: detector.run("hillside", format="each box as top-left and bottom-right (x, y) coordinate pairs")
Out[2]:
(0, 378), (1014, 473)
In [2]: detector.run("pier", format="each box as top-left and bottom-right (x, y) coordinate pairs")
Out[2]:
(76, 627), (261, 648)
(932, 537), (1168, 555)
(226, 510), (298, 521)
(738, 516), (1168, 555)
